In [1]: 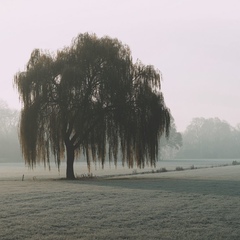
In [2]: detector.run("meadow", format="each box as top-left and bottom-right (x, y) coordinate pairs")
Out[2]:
(0, 160), (240, 240)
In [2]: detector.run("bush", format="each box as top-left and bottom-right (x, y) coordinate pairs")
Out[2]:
(176, 166), (184, 171)
(156, 167), (167, 173)
(232, 160), (240, 166)
(132, 169), (138, 174)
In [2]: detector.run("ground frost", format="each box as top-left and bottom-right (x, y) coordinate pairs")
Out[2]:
(0, 167), (240, 240)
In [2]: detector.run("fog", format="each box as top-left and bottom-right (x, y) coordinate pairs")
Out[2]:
(1, 0), (240, 131)
(1, 102), (240, 163)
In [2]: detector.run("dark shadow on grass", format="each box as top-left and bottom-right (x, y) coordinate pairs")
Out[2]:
(65, 177), (240, 197)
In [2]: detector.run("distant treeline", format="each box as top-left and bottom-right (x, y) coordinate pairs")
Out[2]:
(162, 117), (240, 160)
(0, 101), (22, 162)
(1, 100), (239, 162)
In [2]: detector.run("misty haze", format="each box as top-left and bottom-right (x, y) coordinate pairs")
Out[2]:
(1, 1), (240, 240)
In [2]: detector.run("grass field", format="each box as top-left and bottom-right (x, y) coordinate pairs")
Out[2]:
(0, 165), (240, 240)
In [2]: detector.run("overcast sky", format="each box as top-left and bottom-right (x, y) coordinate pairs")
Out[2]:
(1, 0), (240, 131)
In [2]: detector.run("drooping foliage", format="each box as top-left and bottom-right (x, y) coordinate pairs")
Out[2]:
(14, 33), (170, 178)
(160, 117), (182, 160)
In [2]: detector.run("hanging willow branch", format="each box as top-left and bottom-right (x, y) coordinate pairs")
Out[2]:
(14, 32), (171, 173)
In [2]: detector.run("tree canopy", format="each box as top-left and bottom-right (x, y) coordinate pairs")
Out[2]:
(176, 117), (240, 159)
(0, 100), (21, 162)
(160, 117), (182, 160)
(14, 33), (170, 179)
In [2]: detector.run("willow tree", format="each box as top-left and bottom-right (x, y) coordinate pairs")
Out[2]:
(14, 33), (170, 179)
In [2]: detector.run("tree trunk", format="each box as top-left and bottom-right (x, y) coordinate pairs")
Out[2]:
(66, 142), (75, 180)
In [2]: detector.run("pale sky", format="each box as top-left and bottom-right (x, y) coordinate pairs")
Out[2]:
(1, 0), (240, 131)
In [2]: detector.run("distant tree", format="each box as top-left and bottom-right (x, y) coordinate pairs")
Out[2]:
(232, 123), (240, 157)
(0, 100), (18, 133)
(160, 117), (182, 159)
(0, 100), (20, 162)
(177, 117), (240, 159)
(14, 33), (170, 179)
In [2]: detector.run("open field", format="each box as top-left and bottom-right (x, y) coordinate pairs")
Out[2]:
(0, 164), (240, 240)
